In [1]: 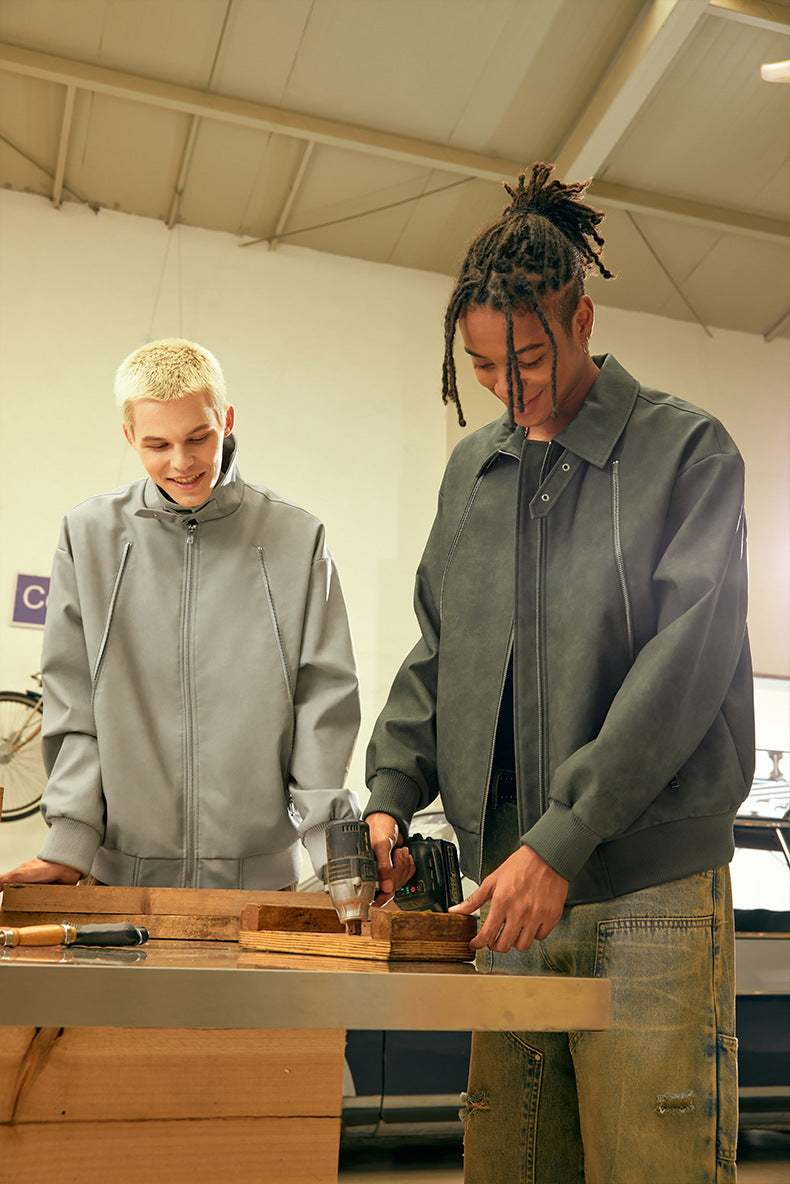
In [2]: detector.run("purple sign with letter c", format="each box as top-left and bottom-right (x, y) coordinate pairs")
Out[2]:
(12, 574), (50, 627)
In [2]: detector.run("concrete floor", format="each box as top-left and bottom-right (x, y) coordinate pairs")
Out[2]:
(338, 1130), (790, 1183)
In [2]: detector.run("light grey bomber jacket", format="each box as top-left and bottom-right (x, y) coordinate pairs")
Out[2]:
(38, 436), (361, 889)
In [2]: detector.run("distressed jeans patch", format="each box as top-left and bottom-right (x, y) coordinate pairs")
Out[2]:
(655, 1089), (696, 1115)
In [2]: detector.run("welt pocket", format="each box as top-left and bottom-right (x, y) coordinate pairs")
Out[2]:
(256, 547), (292, 697)
(91, 542), (133, 700)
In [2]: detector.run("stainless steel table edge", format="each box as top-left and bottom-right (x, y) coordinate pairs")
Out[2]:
(0, 954), (611, 1032)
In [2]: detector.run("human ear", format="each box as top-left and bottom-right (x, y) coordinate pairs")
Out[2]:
(223, 405), (235, 437)
(574, 296), (595, 343)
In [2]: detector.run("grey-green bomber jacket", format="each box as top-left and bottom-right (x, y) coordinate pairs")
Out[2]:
(38, 436), (361, 889)
(365, 355), (754, 903)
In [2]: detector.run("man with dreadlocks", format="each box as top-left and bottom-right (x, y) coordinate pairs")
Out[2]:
(363, 163), (753, 1182)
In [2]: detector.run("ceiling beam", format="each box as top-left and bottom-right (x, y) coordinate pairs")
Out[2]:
(553, 0), (709, 183)
(52, 84), (75, 208)
(624, 209), (713, 336)
(241, 176), (474, 248)
(0, 41), (526, 183)
(267, 141), (315, 247)
(0, 41), (786, 248)
(707, 0), (790, 33)
(165, 0), (235, 230)
(166, 116), (200, 230)
(589, 179), (790, 244)
(0, 126), (95, 208)
(763, 307), (790, 341)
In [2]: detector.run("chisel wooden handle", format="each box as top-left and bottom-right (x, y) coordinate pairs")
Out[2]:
(1, 923), (76, 947)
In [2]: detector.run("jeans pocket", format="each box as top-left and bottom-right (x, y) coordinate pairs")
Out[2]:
(716, 1034), (738, 1177)
(583, 913), (727, 1183)
(464, 1032), (545, 1184)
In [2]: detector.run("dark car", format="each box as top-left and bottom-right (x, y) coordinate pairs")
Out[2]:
(341, 770), (790, 1142)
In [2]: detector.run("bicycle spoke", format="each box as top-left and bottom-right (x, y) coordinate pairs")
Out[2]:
(0, 693), (47, 820)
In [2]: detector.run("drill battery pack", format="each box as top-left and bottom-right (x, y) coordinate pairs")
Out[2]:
(394, 834), (463, 913)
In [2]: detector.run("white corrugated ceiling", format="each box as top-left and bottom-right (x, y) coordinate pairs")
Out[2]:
(0, 0), (788, 337)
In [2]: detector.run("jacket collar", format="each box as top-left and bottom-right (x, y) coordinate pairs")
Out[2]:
(137, 434), (244, 523)
(552, 354), (639, 467)
(476, 416), (523, 471)
(478, 354), (639, 473)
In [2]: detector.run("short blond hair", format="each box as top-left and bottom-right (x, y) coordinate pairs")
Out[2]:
(115, 338), (227, 434)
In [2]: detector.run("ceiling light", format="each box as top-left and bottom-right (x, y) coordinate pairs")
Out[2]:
(760, 59), (790, 82)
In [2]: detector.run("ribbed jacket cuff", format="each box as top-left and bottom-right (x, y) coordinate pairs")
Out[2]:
(363, 770), (423, 840)
(38, 817), (102, 876)
(522, 801), (601, 882)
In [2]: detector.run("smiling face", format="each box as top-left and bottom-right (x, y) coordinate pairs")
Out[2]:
(459, 297), (599, 440)
(124, 392), (235, 507)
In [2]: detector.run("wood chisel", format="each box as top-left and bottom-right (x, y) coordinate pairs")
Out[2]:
(0, 921), (149, 947)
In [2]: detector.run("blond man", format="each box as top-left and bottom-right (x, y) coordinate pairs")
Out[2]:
(1, 339), (361, 890)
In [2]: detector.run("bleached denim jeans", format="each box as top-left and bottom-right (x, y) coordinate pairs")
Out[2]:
(463, 810), (738, 1183)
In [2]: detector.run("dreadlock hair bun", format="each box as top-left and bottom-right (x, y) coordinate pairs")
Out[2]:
(442, 161), (614, 428)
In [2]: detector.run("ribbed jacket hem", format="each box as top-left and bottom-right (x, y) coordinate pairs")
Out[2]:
(38, 817), (103, 876)
(523, 802), (739, 904)
(91, 844), (302, 889)
(579, 812), (738, 904)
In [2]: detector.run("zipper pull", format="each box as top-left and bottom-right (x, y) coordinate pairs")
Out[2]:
(187, 519), (198, 542)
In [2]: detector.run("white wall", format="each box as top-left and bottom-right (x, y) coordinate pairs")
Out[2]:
(1, 189), (788, 869)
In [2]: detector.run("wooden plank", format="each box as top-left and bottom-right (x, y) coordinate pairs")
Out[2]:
(0, 910), (241, 940)
(0, 1116), (340, 1183)
(240, 928), (475, 961)
(370, 909), (474, 942)
(239, 905), (477, 962)
(1, 884), (333, 917)
(242, 901), (475, 940)
(0, 1027), (35, 1120)
(0, 1026), (344, 1123)
(240, 901), (345, 934)
(0, 886), (338, 941)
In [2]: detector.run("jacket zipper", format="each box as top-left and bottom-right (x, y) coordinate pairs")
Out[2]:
(611, 460), (635, 666)
(477, 632), (514, 884)
(91, 542), (132, 703)
(183, 520), (198, 887)
(533, 443), (557, 814)
(535, 517), (549, 813)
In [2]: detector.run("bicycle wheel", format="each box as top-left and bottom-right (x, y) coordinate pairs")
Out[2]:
(0, 691), (47, 821)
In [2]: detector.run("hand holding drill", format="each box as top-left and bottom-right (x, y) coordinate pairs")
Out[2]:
(325, 816), (462, 934)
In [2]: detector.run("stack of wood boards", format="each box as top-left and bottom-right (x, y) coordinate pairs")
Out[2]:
(0, 883), (333, 941)
(0, 1024), (345, 1183)
(0, 884), (477, 960)
(0, 886), (347, 1178)
(239, 900), (477, 961)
